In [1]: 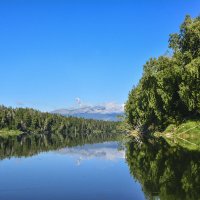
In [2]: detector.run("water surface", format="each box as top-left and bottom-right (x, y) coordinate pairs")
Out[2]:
(0, 141), (145, 200)
(1, 135), (200, 200)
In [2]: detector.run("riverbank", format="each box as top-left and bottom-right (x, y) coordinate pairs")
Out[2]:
(125, 120), (200, 151)
(154, 120), (200, 150)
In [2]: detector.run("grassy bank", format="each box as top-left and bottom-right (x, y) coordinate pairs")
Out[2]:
(154, 120), (200, 150)
(0, 129), (22, 138)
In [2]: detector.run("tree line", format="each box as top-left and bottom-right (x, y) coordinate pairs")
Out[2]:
(0, 105), (122, 140)
(125, 15), (200, 132)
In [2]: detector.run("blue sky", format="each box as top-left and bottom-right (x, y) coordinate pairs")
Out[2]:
(0, 0), (199, 111)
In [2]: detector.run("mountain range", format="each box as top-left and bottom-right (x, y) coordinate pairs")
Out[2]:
(51, 105), (124, 121)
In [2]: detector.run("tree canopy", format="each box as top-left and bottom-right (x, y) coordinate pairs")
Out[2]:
(125, 15), (200, 132)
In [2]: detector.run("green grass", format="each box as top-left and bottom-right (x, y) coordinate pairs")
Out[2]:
(154, 120), (200, 150)
(0, 129), (22, 138)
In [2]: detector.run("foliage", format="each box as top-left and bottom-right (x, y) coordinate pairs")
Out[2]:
(0, 129), (22, 138)
(0, 105), (122, 140)
(125, 15), (200, 133)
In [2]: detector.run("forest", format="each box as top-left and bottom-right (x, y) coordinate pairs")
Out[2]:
(125, 15), (200, 133)
(0, 105), (122, 140)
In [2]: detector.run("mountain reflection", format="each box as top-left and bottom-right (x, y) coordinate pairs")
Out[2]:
(0, 133), (120, 160)
(56, 142), (125, 165)
(3, 132), (200, 199)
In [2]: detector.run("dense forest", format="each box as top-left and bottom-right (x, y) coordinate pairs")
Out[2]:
(125, 15), (200, 133)
(0, 105), (122, 140)
(126, 139), (200, 199)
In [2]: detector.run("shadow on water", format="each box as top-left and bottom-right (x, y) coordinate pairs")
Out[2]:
(125, 137), (200, 200)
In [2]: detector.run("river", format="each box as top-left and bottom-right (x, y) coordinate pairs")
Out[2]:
(1, 136), (200, 200)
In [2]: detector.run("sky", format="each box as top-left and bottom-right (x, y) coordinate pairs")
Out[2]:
(0, 0), (199, 112)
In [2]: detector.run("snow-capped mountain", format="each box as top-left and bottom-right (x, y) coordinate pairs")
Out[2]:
(51, 103), (124, 121)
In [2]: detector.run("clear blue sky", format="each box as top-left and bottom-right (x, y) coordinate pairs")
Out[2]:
(0, 0), (199, 111)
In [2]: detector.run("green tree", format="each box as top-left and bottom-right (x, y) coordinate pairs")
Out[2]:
(125, 15), (200, 133)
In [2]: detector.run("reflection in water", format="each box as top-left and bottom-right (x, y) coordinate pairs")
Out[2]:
(0, 136), (145, 200)
(56, 142), (125, 165)
(126, 138), (200, 200)
(2, 133), (200, 199)
(0, 133), (119, 160)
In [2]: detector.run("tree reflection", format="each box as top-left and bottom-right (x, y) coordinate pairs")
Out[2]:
(126, 138), (200, 200)
(0, 133), (119, 160)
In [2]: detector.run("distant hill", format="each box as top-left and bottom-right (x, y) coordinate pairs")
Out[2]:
(51, 105), (124, 121)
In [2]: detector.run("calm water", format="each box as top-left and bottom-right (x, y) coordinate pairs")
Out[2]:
(1, 136), (200, 200)
(0, 141), (145, 200)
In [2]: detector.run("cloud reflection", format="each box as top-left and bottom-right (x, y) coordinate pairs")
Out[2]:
(56, 142), (125, 166)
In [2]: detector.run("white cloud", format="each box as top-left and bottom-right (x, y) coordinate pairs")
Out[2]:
(75, 97), (82, 106)
(101, 102), (124, 114)
(69, 98), (124, 114)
